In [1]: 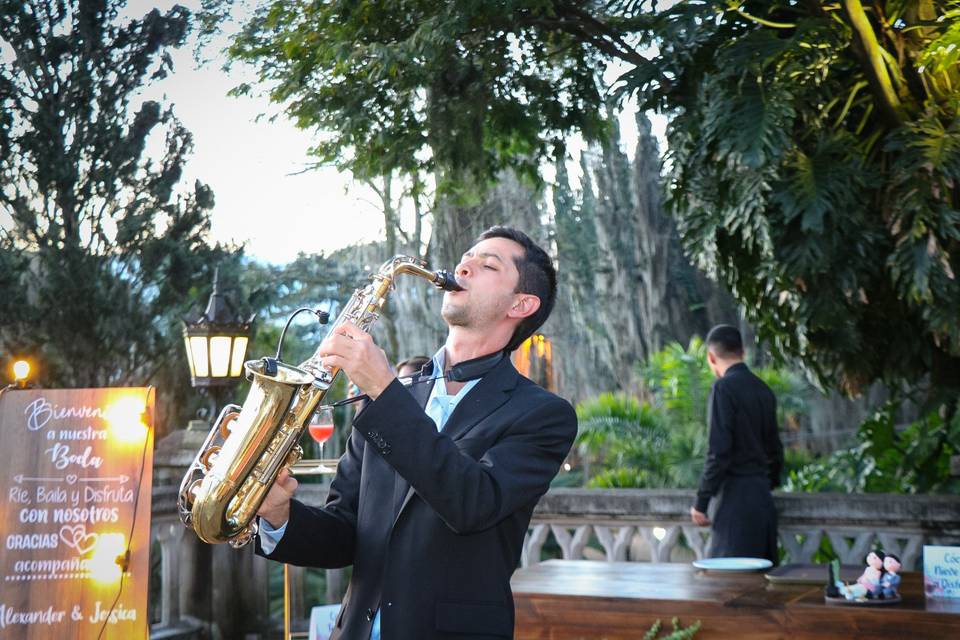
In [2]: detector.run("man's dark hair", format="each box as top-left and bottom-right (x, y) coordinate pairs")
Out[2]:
(395, 355), (430, 375)
(477, 225), (557, 351)
(705, 325), (744, 359)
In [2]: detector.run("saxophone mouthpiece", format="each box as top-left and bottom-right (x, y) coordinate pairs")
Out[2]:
(435, 270), (464, 292)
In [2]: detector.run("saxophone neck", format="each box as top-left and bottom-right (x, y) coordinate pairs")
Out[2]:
(300, 256), (459, 374)
(386, 256), (463, 291)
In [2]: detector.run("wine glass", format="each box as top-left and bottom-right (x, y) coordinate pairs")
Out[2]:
(308, 406), (335, 472)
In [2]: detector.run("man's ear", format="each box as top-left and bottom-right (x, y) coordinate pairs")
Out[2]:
(707, 350), (717, 366)
(508, 294), (541, 319)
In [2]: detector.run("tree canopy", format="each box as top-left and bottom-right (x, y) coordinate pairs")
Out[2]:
(634, 1), (960, 399)
(216, 0), (610, 188)
(214, 0), (960, 401)
(0, 0), (234, 429)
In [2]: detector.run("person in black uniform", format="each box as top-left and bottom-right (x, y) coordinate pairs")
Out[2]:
(689, 325), (784, 563)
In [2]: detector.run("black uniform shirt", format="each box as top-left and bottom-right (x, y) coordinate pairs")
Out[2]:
(694, 362), (784, 513)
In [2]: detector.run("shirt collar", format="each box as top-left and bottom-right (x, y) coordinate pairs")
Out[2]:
(723, 362), (748, 376)
(430, 347), (448, 396)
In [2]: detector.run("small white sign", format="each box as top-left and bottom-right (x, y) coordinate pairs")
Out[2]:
(924, 545), (960, 599)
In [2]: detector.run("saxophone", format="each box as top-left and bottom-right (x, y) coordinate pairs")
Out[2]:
(178, 256), (461, 547)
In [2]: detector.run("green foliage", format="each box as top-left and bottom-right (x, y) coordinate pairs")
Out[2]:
(575, 392), (682, 489)
(212, 0), (607, 191)
(784, 401), (960, 494)
(0, 0), (236, 432)
(578, 340), (809, 488)
(643, 617), (701, 640)
(642, 338), (714, 426)
(616, 1), (960, 396)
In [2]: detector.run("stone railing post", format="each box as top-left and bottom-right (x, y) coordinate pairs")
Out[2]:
(152, 516), (185, 627)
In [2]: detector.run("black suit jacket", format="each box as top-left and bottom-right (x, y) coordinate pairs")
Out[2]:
(257, 355), (577, 639)
(695, 362), (784, 513)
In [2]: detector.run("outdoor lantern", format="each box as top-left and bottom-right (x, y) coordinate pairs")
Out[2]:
(182, 268), (254, 390)
(512, 333), (554, 391)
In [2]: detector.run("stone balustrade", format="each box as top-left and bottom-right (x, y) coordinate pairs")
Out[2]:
(526, 489), (960, 570)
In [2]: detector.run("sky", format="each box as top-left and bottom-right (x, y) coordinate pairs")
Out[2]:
(135, 1), (387, 263)
(3, 1), (662, 265)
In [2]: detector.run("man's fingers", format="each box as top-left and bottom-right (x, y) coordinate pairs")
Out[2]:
(319, 333), (363, 361)
(320, 354), (346, 370)
(275, 468), (298, 495)
(336, 322), (366, 340)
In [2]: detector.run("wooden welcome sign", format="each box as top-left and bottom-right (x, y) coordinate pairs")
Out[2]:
(0, 387), (154, 639)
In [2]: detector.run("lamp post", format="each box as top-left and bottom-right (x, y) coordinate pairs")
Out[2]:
(182, 268), (254, 422)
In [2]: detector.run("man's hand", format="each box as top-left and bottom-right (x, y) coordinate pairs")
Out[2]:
(257, 468), (299, 529)
(690, 506), (710, 527)
(317, 322), (395, 399)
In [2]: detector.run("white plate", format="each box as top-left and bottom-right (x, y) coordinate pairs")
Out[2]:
(692, 557), (773, 572)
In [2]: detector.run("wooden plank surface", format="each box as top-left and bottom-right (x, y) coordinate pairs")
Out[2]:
(511, 560), (960, 639)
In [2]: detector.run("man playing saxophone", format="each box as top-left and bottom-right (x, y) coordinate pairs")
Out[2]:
(255, 225), (578, 639)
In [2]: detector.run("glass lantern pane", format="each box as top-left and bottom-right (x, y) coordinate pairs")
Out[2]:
(209, 336), (232, 377)
(189, 336), (210, 378)
(183, 337), (196, 377)
(230, 336), (249, 377)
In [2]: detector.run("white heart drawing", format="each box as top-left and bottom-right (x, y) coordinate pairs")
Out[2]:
(59, 524), (99, 555)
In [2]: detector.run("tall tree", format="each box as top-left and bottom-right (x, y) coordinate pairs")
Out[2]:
(212, 0), (960, 403)
(0, 1), (232, 433)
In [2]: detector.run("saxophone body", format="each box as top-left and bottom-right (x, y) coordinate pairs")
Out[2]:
(178, 256), (460, 547)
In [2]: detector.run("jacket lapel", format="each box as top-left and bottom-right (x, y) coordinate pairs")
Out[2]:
(393, 357), (519, 524)
(392, 364), (437, 518)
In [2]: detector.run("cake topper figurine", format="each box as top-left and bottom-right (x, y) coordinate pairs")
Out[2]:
(826, 550), (901, 604)
(881, 554), (902, 599)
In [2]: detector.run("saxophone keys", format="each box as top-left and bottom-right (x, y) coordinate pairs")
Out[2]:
(200, 445), (222, 471)
(185, 478), (204, 504)
(217, 410), (241, 439)
(285, 444), (303, 468)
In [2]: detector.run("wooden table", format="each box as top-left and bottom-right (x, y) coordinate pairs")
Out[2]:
(511, 560), (960, 639)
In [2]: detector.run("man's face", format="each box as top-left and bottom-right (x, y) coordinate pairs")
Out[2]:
(883, 556), (901, 574)
(442, 236), (524, 330)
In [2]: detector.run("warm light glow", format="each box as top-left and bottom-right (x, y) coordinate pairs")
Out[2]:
(230, 336), (248, 377)
(104, 397), (149, 444)
(563, 463), (572, 472)
(88, 533), (127, 584)
(209, 336), (232, 377)
(652, 527), (667, 541)
(511, 334), (554, 391)
(189, 336), (210, 377)
(12, 359), (30, 381)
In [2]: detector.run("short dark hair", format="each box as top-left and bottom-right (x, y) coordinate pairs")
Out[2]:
(477, 225), (557, 352)
(706, 325), (744, 359)
(395, 355), (430, 375)
(864, 550), (886, 564)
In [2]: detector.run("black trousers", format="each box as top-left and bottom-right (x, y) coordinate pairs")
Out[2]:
(707, 474), (778, 564)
